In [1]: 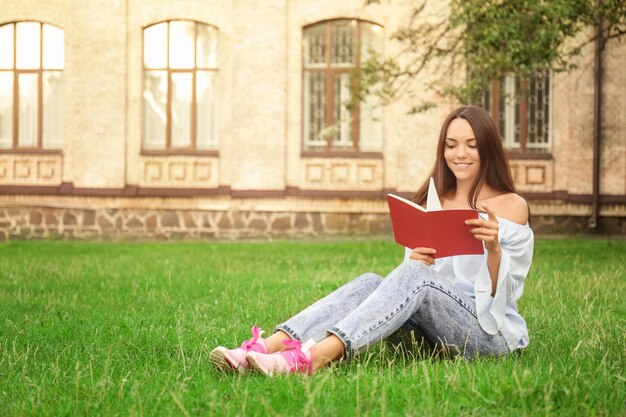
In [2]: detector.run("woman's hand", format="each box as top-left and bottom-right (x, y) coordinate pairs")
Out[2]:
(466, 203), (502, 295)
(465, 203), (501, 254)
(409, 247), (437, 266)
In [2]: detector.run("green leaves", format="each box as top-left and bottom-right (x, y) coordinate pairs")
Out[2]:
(355, 0), (625, 108)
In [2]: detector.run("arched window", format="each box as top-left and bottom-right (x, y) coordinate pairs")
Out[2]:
(0, 21), (64, 150)
(302, 19), (383, 154)
(143, 20), (218, 153)
(480, 71), (552, 154)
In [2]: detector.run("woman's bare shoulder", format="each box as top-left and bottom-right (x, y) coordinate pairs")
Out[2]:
(487, 193), (529, 225)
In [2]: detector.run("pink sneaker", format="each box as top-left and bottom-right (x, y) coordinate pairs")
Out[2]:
(246, 338), (315, 376)
(210, 326), (268, 373)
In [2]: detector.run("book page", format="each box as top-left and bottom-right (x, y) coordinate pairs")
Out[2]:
(387, 194), (426, 212)
(426, 177), (442, 211)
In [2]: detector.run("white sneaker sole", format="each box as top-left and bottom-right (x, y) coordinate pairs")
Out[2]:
(210, 347), (245, 374)
(245, 353), (273, 376)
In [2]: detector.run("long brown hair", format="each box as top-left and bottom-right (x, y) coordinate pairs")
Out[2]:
(414, 105), (516, 209)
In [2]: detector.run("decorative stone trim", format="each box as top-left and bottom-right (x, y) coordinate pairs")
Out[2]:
(0, 154), (63, 185)
(299, 157), (384, 190)
(509, 159), (554, 192)
(139, 156), (220, 188)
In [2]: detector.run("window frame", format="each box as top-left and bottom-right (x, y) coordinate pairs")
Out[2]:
(141, 20), (219, 156)
(482, 71), (553, 158)
(0, 21), (64, 154)
(301, 18), (383, 157)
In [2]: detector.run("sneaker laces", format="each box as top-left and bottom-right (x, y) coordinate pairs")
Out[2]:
(281, 339), (312, 375)
(239, 325), (266, 353)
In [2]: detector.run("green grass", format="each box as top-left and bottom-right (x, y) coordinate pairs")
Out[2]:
(0, 238), (624, 416)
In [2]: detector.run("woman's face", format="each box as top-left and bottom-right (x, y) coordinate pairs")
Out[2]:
(444, 118), (481, 183)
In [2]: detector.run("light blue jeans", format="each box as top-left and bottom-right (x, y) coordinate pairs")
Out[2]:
(275, 260), (509, 360)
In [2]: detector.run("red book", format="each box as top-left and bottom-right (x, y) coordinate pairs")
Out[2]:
(387, 194), (484, 259)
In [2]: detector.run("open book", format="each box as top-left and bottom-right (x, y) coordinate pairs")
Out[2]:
(387, 178), (484, 259)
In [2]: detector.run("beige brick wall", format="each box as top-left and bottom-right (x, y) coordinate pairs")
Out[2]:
(600, 36), (626, 196)
(552, 30), (626, 197)
(70, 1), (127, 188)
(229, 0), (287, 190)
(0, 0), (624, 234)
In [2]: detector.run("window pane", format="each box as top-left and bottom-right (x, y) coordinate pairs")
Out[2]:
(485, 72), (550, 152)
(0, 24), (14, 69)
(360, 22), (383, 62)
(16, 22), (41, 69)
(171, 72), (192, 148)
(359, 22), (384, 152)
(18, 73), (38, 147)
(196, 24), (217, 68)
(143, 71), (167, 149)
(497, 77), (505, 140)
(333, 73), (352, 146)
(514, 77), (521, 145)
(169, 21), (195, 69)
(303, 24), (327, 67)
(196, 70), (217, 150)
(0, 72), (12, 148)
(43, 24), (64, 69)
(331, 20), (355, 67)
(42, 71), (63, 148)
(359, 94), (383, 152)
(528, 76), (537, 142)
(498, 75), (518, 149)
(480, 84), (491, 113)
(504, 75), (518, 148)
(527, 72), (551, 150)
(542, 73), (551, 146)
(303, 71), (326, 148)
(144, 23), (167, 69)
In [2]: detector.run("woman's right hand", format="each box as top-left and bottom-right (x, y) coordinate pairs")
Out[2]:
(409, 247), (437, 266)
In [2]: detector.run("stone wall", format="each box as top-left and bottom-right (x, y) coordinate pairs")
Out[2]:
(1, 203), (623, 241)
(0, 205), (391, 241)
(529, 215), (625, 236)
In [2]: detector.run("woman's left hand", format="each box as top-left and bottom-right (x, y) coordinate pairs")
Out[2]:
(465, 202), (501, 253)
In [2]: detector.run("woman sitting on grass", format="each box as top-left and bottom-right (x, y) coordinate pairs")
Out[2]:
(210, 105), (534, 376)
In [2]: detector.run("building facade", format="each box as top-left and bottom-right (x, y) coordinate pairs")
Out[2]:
(0, 0), (624, 240)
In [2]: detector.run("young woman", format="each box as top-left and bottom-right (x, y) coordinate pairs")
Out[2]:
(210, 105), (534, 376)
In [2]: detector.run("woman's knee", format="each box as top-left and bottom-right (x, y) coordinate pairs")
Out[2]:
(389, 261), (434, 285)
(356, 272), (383, 286)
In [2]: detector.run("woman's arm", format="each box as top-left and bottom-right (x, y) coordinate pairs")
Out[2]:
(470, 196), (534, 334)
(466, 195), (529, 295)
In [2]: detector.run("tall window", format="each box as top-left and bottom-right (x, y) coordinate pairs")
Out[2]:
(480, 72), (551, 153)
(143, 21), (218, 152)
(302, 19), (383, 153)
(0, 22), (64, 151)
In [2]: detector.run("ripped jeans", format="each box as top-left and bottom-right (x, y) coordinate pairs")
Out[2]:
(275, 261), (509, 360)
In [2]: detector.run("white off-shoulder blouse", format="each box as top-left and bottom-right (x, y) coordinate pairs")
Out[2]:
(404, 214), (534, 352)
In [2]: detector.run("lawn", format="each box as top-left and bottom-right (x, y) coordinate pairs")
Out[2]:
(0, 238), (624, 416)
